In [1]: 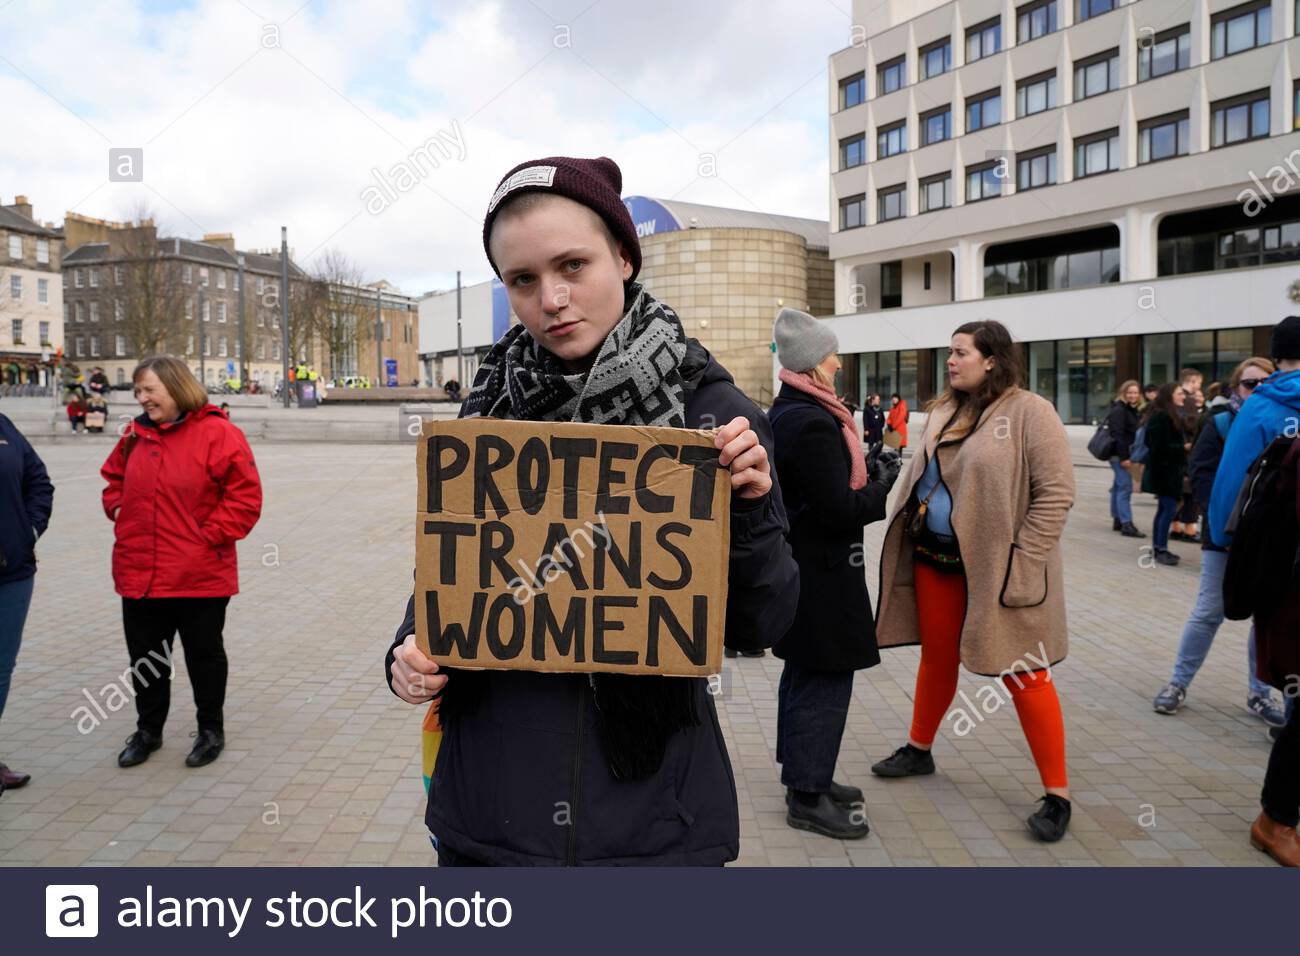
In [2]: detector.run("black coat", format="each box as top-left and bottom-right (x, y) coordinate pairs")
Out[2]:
(768, 384), (887, 671)
(1140, 410), (1187, 499)
(1103, 400), (1140, 460)
(385, 341), (800, 865)
(0, 414), (54, 586)
(863, 404), (886, 445)
(1188, 406), (1233, 552)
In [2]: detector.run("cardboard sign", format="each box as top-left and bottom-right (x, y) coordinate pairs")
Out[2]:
(415, 418), (732, 677)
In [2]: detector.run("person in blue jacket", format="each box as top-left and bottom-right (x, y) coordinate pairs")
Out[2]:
(0, 410), (54, 797)
(1153, 357), (1285, 725)
(1208, 317), (1300, 550)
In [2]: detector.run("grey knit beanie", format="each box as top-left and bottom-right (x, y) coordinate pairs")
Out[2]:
(773, 307), (839, 372)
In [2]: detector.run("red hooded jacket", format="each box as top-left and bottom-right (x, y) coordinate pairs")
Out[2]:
(102, 405), (262, 598)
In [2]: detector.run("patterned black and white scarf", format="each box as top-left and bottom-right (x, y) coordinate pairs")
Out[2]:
(444, 281), (701, 782)
(460, 282), (689, 427)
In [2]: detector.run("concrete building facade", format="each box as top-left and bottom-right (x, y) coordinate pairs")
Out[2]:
(627, 197), (833, 404)
(828, 0), (1300, 421)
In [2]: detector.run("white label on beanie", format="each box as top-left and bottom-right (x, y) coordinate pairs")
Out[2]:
(487, 165), (558, 214)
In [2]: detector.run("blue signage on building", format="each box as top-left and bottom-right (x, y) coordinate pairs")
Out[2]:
(622, 196), (681, 239)
(491, 279), (510, 341)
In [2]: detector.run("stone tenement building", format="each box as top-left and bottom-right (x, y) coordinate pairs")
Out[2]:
(61, 214), (306, 389)
(0, 195), (63, 387)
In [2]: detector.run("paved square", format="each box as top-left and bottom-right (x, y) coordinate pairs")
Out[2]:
(0, 437), (1278, 866)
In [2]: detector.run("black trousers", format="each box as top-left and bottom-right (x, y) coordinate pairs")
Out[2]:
(121, 596), (230, 737)
(1262, 701), (1300, 828)
(775, 660), (854, 793)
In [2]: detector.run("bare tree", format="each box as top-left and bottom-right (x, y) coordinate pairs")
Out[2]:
(114, 206), (188, 359)
(309, 249), (368, 380)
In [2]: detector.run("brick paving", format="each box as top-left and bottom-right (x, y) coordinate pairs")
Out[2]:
(0, 437), (1279, 866)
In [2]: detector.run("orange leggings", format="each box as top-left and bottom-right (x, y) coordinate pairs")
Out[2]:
(909, 561), (1069, 791)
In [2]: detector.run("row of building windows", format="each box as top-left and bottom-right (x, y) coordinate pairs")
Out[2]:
(8, 275), (50, 303)
(837, 1), (1282, 110)
(6, 235), (51, 263)
(7, 319), (51, 345)
(840, 89), (1273, 229)
(845, 327), (1257, 424)
(63, 297), (281, 328)
(838, 51), (1275, 172)
(62, 333), (282, 362)
(859, 198), (1300, 312)
(63, 263), (268, 291)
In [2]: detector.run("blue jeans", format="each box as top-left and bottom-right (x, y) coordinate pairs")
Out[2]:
(1108, 458), (1133, 524)
(0, 576), (36, 722)
(1170, 549), (1271, 698)
(776, 660), (854, 792)
(1153, 495), (1177, 550)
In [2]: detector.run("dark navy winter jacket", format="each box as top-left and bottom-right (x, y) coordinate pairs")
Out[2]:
(385, 342), (799, 865)
(0, 413), (54, 585)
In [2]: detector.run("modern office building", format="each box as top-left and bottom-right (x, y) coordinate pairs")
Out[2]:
(827, 0), (1300, 421)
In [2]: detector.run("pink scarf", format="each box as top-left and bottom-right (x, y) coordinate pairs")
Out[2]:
(778, 368), (867, 490)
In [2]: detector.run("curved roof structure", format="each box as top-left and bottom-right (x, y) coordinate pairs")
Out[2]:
(623, 196), (828, 250)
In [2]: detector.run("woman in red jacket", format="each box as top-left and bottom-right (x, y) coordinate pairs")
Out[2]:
(101, 356), (262, 770)
(885, 393), (909, 449)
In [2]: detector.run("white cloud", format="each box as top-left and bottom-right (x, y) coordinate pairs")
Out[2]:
(0, 0), (843, 294)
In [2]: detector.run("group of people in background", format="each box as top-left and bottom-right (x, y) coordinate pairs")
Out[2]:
(1100, 316), (1300, 865)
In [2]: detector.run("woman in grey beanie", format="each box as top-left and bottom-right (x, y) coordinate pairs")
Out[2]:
(767, 307), (900, 839)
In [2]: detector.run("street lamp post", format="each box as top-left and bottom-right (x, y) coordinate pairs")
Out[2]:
(455, 270), (463, 387)
(237, 252), (247, 391)
(376, 286), (384, 387)
(280, 227), (290, 408)
(198, 285), (206, 390)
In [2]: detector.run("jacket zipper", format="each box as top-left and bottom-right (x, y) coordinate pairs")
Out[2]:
(565, 676), (589, 866)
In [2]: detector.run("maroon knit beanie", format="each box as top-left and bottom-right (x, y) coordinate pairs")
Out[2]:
(482, 156), (641, 280)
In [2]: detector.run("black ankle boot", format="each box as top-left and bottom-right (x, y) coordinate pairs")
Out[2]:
(185, 729), (225, 768)
(786, 792), (869, 840)
(870, 743), (935, 778)
(118, 730), (162, 768)
(1112, 518), (1122, 531)
(786, 781), (864, 809)
(1027, 794), (1071, 842)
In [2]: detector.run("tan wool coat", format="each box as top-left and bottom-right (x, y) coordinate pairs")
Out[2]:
(876, 387), (1075, 676)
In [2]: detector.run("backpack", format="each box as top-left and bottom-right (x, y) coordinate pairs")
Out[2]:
(1130, 425), (1149, 465)
(1223, 435), (1300, 621)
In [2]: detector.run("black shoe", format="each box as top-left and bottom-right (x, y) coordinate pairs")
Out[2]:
(1027, 794), (1071, 842)
(724, 647), (765, 658)
(1112, 518), (1122, 532)
(724, 647), (739, 658)
(786, 793), (869, 840)
(1120, 523), (1145, 538)
(1154, 549), (1180, 566)
(786, 781), (864, 809)
(118, 730), (162, 768)
(871, 743), (935, 778)
(184, 729), (225, 768)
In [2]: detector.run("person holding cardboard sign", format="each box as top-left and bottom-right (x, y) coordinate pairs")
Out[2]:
(768, 308), (900, 840)
(385, 156), (799, 867)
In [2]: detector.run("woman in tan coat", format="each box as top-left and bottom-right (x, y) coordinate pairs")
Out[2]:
(870, 320), (1076, 842)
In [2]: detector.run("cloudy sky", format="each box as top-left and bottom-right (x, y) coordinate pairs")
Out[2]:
(0, 0), (853, 295)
